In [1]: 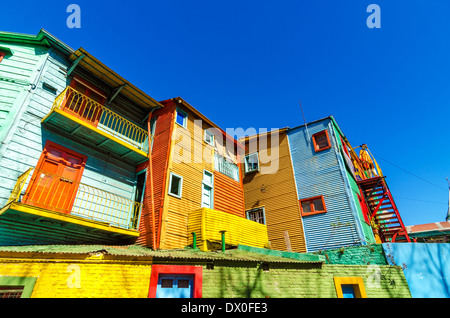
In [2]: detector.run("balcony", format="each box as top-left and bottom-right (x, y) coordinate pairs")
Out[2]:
(187, 208), (269, 251)
(42, 86), (150, 164)
(0, 167), (141, 245)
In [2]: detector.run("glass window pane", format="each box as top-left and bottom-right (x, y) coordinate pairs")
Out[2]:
(341, 284), (356, 298)
(178, 280), (190, 288)
(312, 198), (324, 211)
(314, 133), (329, 150)
(176, 111), (186, 127)
(301, 201), (312, 213)
(161, 279), (173, 288)
(170, 175), (181, 196)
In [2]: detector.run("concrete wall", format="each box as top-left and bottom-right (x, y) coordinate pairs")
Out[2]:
(382, 243), (450, 298)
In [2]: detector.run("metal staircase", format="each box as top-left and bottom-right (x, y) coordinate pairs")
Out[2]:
(358, 176), (411, 243)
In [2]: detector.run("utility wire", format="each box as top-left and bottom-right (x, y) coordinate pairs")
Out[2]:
(370, 153), (447, 192)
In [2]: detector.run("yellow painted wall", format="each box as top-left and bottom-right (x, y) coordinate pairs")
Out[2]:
(159, 104), (215, 249)
(188, 208), (269, 251)
(242, 131), (307, 253)
(0, 259), (152, 298)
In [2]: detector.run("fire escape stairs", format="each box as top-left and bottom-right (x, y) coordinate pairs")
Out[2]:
(358, 176), (411, 243)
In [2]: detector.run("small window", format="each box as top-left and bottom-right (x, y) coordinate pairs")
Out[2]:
(168, 172), (183, 198)
(246, 207), (266, 225)
(299, 196), (327, 216)
(244, 153), (259, 173)
(312, 130), (331, 152)
(0, 286), (24, 298)
(0, 51), (6, 63)
(204, 129), (215, 146)
(176, 108), (188, 128)
(161, 279), (174, 288)
(334, 277), (367, 298)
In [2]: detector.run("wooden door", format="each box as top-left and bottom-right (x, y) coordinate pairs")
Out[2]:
(23, 142), (86, 214)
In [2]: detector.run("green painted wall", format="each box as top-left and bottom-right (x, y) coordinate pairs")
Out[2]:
(312, 244), (388, 265)
(202, 260), (411, 298)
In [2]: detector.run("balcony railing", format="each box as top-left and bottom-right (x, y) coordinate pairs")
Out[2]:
(8, 168), (142, 230)
(214, 153), (240, 181)
(52, 86), (150, 153)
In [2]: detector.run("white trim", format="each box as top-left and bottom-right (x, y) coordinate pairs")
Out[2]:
(168, 172), (183, 198)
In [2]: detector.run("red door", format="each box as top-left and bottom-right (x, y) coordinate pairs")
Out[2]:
(23, 142), (87, 214)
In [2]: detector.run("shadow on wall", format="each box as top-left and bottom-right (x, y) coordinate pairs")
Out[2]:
(383, 243), (450, 298)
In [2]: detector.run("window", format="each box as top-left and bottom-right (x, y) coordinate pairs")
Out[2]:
(0, 51), (6, 63)
(246, 207), (266, 225)
(244, 153), (259, 173)
(176, 108), (188, 128)
(214, 152), (240, 181)
(0, 277), (37, 298)
(334, 277), (367, 298)
(168, 172), (183, 198)
(204, 129), (214, 146)
(201, 170), (214, 208)
(148, 265), (202, 298)
(299, 195), (327, 216)
(312, 130), (331, 152)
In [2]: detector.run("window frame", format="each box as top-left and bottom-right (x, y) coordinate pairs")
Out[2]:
(175, 108), (188, 129)
(148, 265), (202, 298)
(299, 195), (327, 217)
(246, 206), (266, 225)
(312, 130), (332, 153)
(0, 276), (37, 298)
(244, 152), (260, 174)
(204, 129), (215, 146)
(168, 172), (183, 199)
(333, 277), (367, 298)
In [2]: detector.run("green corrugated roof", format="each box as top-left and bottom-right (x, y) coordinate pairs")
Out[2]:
(0, 244), (324, 264)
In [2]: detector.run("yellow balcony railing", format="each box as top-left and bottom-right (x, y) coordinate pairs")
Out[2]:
(51, 86), (150, 153)
(188, 208), (269, 251)
(8, 168), (142, 230)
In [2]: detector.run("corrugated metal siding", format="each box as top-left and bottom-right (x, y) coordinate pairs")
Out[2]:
(188, 208), (269, 251)
(242, 132), (307, 253)
(160, 102), (215, 249)
(287, 118), (362, 252)
(0, 45), (68, 207)
(136, 103), (175, 247)
(214, 171), (245, 217)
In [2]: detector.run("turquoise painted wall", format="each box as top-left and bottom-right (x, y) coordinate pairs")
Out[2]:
(0, 39), (139, 230)
(383, 243), (450, 298)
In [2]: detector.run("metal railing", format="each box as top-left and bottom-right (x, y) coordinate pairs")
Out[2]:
(8, 168), (142, 230)
(214, 153), (240, 181)
(52, 86), (150, 153)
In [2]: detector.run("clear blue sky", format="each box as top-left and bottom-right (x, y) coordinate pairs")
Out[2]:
(1, 1), (449, 226)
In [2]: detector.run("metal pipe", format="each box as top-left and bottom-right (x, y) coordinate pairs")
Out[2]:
(220, 230), (226, 252)
(192, 232), (197, 250)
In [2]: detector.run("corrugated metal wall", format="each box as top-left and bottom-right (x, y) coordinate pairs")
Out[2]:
(136, 103), (175, 247)
(214, 171), (245, 218)
(242, 131), (307, 253)
(287, 118), (364, 252)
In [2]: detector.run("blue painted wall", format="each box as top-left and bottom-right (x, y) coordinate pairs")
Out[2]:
(287, 117), (367, 251)
(383, 243), (450, 298)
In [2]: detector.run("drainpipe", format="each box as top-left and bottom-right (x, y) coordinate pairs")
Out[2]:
(220, 230), (227, 252)
(192, 232), (198, 250)
(147, 113), (156, 249)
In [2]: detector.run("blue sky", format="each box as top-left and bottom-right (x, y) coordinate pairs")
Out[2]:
(1, 1), (449, 226)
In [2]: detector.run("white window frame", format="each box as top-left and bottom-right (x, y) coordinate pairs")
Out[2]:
(175, 108), (188, 129)
(168, 172), (183, 198)
(201, 170), (214, 208)
(246, 207), (266, 225)
(244, 152), (260, 174)
(204, 129), (215, 146)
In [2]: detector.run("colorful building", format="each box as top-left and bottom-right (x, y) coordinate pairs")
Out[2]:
(241, 116), (410, 253)
(0, 244), (411, 298)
